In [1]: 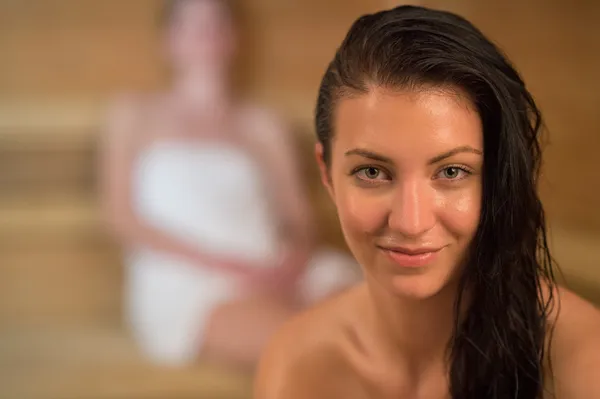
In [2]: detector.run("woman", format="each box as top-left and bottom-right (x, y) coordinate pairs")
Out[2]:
(100, 0), (359, 369)
(255, 5), (600, 399)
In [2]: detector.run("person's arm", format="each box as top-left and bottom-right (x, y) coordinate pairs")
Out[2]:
(250, 111), (316, 280)
(99, 95), (255, 276)
(550, 288), (600, 398)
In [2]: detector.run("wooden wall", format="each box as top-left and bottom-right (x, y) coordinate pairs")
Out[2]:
(0, 0), (598, 328)
(0, 1), (598, 397)
(0, 0), (390, 123)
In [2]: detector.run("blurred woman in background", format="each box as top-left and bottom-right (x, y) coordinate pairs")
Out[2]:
(100, 0), (359, 369)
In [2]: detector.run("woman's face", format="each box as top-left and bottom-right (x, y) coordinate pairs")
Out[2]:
(166, 0), (235, 73)
(317, 87), (483, 299)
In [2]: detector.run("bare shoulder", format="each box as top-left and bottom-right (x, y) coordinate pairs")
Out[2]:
(254, 285), (366, 399)
(549, 285), (600, 398)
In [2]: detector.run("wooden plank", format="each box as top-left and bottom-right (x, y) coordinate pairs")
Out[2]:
(0, 0), (165, 97)
(0, 248), (123, 328)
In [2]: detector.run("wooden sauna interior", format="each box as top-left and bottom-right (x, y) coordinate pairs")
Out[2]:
(0, 0), (598, 397)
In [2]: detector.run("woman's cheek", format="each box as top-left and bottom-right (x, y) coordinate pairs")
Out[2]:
(337, 184), (388, 239)
(436, 185), (482, 236)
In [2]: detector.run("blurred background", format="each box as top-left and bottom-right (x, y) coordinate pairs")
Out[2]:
(0, 0), (598, 398)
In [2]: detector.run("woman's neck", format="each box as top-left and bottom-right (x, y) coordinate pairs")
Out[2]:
(365, 277), (461, 374)
(171, 70), (231, 111)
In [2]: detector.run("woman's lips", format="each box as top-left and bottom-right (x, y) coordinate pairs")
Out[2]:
(379, 246), (444, 268)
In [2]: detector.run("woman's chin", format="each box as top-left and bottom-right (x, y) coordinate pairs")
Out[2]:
(388, 274), (451, 301)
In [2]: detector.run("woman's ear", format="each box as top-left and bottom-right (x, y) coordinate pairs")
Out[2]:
(315, 142), (334, 200)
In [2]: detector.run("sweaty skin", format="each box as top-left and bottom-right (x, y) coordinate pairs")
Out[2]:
(254, 88), (600, 399)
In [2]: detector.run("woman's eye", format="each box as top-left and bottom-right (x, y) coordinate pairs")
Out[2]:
(355, 167), (390, 181)
(437, 166), (470, 180)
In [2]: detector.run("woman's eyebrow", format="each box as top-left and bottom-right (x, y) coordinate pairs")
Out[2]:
(344, 146), (482, 166)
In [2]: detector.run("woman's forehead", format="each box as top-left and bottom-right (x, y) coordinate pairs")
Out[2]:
(333, 88), (483, 155)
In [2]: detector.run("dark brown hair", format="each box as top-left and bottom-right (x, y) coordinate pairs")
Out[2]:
(316, 5), (557, 399)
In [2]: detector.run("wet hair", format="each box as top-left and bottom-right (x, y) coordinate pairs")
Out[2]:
(161, 0), (234, 26)
(315, 5), (557, 399)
